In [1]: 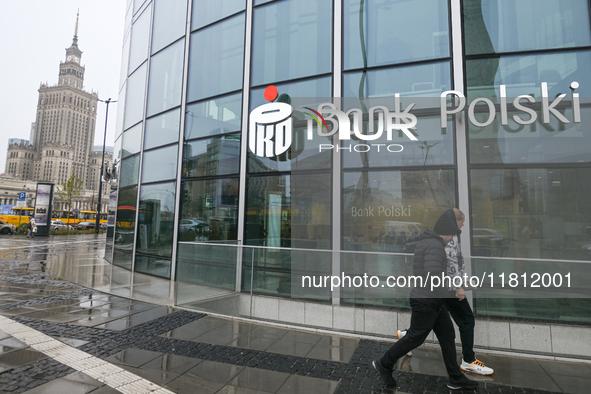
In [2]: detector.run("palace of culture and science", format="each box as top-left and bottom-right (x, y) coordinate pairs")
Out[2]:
(2, 15), (112, 212)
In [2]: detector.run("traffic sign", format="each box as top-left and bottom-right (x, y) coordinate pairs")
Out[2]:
(18, 192), (26, 201)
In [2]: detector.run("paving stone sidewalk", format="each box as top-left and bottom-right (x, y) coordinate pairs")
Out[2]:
(0, 236), (587, 393)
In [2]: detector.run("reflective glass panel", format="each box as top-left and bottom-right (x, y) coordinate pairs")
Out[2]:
(248, 78), (332, 173)
(192, 0), (245, 30)
(344, 61), (452, 98)
(251, 0), (332, 86)
(187, 14), (245, 101)
(179, 178), (239, 241)
(152, 0), (187, 54)
(341, 113), (455, 168)
(115, 82), (127, 139)
(124, 63), (147, 130)
(344, 0), (449, 70)
(133, 0), (148, 15)
(177, 243), (238, 294)
(119, 34), (131, 89)
(470, 168), (591, 261)
(147, 39), (185, 117)
(113, 134), (122, 164)
(185, 93), (242, 140)
(114, 186), (137, 269)
(464, 0), (591, 56)
(245, 173), (331, 249)
(250, 77), (332, 110)
(183, 135), (240, 178)
(113, 249), (133, 270)
(466, 51), (591, 98)
(135, 255), (172, 278)
(342, 170), (456, 252)
(136, 182), (176, 277)
(141, 145), (179, 183)
(242, 173), (332, 297)
(144, 108), (180, 150)
(120, 155), (140, 187)
(121, 123), (142, 159)
(128, 7), (151, 75)
(466, 51), (591, 164)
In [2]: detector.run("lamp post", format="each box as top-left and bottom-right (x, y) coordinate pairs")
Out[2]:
(95, 98), (117, 233)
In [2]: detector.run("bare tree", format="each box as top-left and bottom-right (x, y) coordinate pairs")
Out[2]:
(56, 174), (83, 227)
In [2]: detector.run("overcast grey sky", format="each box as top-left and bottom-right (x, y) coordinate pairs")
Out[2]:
(0, 1), (127, 173)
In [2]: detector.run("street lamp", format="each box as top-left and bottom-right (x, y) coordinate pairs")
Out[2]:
(95, 98), (117, 233)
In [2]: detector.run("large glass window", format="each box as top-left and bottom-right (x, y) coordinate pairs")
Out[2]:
(342, 170), (456, 252)
(113, 186), (137, 270)
(141, 145), (179, 183)
(121, 123), (142, 159)
(113, 134), (122, 164)
(191, 0), (245, 30)
(187, 14), (245, 101)
(466, 51), (591, 98)
(147, 39), (185, 117)
(249, 81), (334, 173)
(245, 173), (332, 250)
(124, 63), (147, 130)
(128, 7), (151, 75)
(251, 0), (332, 86)
(250, 77), (332, 110)
(464, 0), (591, 56)
(183, 135), (241, 178)
(470, 168), (591, 261)
(144, 108), (180, 150)
(466, 51), (591, 164)
(341, 115), (454, 168)
(179, 178), (239, 242)
(115, 83), (127, 139)
(152, 0), (187, 54)
(344, 61), (452, 98)
(119, 35), (131, 89)
(243, 173), (332, 297)
(135, 182), (176, 278)
(120, 156), (140, 187)
(185, 93), (242, 140)
(344, 0), (449, 70)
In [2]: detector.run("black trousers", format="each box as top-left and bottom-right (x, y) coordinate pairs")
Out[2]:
(445, 297), (476, 363)
(380, 298), (462, 380)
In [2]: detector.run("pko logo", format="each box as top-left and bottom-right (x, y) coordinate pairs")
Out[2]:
(249, 86), (293, 158)
(249, 85), (419, 158)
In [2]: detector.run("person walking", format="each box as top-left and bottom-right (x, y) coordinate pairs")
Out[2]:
(372, 210), (478, 390)
(27, 219), (37, 238)
(398, 208), (494, 376)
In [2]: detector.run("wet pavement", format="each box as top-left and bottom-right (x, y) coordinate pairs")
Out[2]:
(0, 234), (589, 393)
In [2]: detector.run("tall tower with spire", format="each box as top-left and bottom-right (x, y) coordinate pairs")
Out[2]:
(4, 12), (110, 212)
(59, 11), (85, 89)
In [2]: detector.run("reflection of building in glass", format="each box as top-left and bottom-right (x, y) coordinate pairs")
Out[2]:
(108, 0), (591, 358)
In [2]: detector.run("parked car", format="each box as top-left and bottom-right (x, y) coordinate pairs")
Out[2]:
(100, 222), (108, 230)
(0, 219), (16, 235)
(472, 228), (511, 256)
(179, 219), (210, 240)
(77, 221), (95, 230)
(51, 220), (74, 231)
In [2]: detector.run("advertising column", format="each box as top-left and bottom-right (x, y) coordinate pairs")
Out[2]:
(34, 183), (54, 236)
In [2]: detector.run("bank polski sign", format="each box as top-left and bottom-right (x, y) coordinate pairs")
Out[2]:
(248, 83), (582, 158)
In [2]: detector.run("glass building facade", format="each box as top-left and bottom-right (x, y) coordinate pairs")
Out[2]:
(110, 0), (591, 352)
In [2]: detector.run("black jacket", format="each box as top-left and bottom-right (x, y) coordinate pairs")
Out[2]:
(409, 230), (449, 309)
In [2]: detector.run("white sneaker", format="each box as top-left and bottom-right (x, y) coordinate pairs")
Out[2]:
(461, 359), (494, 375)
(397, 329), (412, 356)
